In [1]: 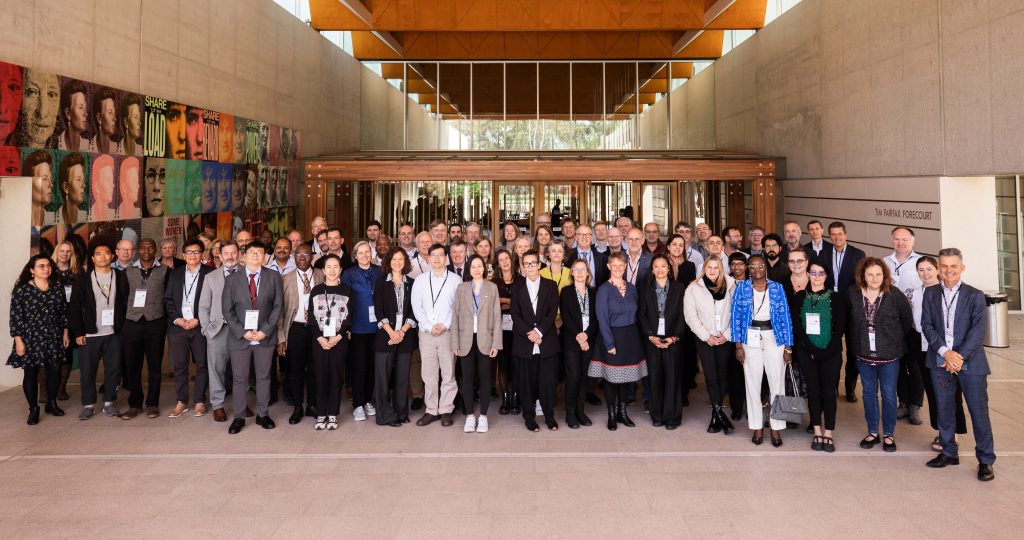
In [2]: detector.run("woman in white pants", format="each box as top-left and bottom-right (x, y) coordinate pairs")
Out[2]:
(729, 255), (794, 447)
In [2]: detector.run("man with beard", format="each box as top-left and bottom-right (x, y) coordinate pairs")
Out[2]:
(693, 222), (712, 258)
(763, 233), (789, 282)
(268, 237), (295, 275)
(722, 226), (747, 259)
(779, 220), (803, 261)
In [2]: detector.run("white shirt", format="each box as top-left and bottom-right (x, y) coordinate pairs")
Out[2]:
(182, 265), (202, 318)
(909, 285), (928, 352)
(809, 239), (824, 255)
(937, 280), (963, 357)
(884, 251), (922, 296)
(626, 252), (642, 285)
(268, 256), (295, 276)
(411, 269), (459, 330)
(525, 275), (544, 354)
(293, 268), (314, 323)
(686, 247), (705, 270)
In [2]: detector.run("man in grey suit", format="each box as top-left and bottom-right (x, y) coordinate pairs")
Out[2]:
(198, 241), (240, 423)
(922, 247), (996, 481)
(623, 228), (652, 287)
(222, 241), (283, 434)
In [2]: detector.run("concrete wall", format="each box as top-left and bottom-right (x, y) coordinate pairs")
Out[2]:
(360, 69), (447, 151)
(0, 0), (363, 158)
(636, 65), (717, 151)
(0, 177), (34, 386)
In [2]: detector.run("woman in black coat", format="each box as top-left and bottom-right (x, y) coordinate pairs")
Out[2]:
(372, 250), (418, 427)
(666, 233), (699, 404)
(560, 259), (598, 429)
(638, 253), (687, 429)
(790, 262), (847, 453)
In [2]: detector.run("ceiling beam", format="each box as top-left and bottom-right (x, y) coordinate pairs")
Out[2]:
(334, 0), (405, 57)
(671, 30), (704, 57)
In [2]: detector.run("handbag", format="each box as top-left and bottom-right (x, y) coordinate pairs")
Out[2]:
(770, 363), (808, 423)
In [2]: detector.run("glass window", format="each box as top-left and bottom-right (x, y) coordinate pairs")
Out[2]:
(604, 62), (637, 150)
(497, 184), (534, 238)
(374, 181), (447, 235)
(537, 63), (572, 150)
(448, 181), (493, 233)
(469, 64), (505, 150)
(544, 184), (582, 233)
(640, 183), (673, 241)
(997, 176), (1020, 309)
(589, 182), (634, 225)
(505, 63), (539, 150)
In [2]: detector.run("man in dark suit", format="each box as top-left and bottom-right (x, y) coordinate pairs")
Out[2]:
(164, 238), (214, 418)
(623, 228), (653, 287)
(565, 224), (609, 287)
(446, 239), (471, 281)
(511, 249), (561, 432)
(222, 241), (283, 434)
(803, 219), (833, 266)
(277, 244), (323, 424)
(824, 221), (866, 401)
(921, 248), (996, 481)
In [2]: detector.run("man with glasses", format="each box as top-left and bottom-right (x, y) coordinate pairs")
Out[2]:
(747, 226), (766, 256)
(198, 240), (240, 423)
(277, 244), (323, 425)
(643, 222), (666, 254)
(624, 229), (652, 287)
(565, 224), (609, 287)
(164, 239), (213, 418)
(706, 235), (728, 270)
(411, 244), (461, 427)
(763, 233), (789, 282)
(606, 227), (624, 255)
(510, 249), (561, 432)
(779, 220), (803, 261)
(112, 239), (136, 270)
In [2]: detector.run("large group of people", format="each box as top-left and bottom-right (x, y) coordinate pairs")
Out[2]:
(7, 215), (997, 481)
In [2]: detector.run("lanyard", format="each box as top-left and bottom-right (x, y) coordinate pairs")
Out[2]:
(808, 290), (827, 311)
(183, 269), (200, 302)
(429, 273), (449, 307)
(943, 284), (961, 334)
(576, 286), (589, 318)
(528, 279), (540, 310)
(94, 271), (113, 306)
(752, 284), (768, 318)
(656, 281), (669, 317)
(863, 292), (883, 328)
(892, 254), (913, 277)
(627, 255), (640, 282)
(472, 283), (482, 315)
(415, 255), (426, 273)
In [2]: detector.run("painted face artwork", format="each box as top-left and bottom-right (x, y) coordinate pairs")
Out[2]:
(16, 68), (60, 147)
(0, 62), (23, 142)
(119, 156), (140, 218)
(217, 164), (232, 211)
(143, 157), (166, 217)
(165, 103), (186, 159)
(185, 106), (204, 160)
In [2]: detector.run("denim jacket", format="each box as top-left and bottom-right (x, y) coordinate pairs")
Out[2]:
(729, 279), (793, 347)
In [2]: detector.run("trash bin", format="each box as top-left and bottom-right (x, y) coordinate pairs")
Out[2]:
(983, 291), (1009, 348)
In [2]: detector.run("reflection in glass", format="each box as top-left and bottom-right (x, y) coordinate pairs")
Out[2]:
(497, 184), (534, 236)
(544, 184), (581, 234)
(641, 183), (673, 241)
(374, 181), (447, 235)
(589, 182), (633, 224)
(448, 181), (493, 232)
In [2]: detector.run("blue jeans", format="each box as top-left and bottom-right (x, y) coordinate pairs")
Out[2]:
(858, 360), (899, 437)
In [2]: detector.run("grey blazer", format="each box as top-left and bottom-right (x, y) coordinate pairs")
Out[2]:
(277, 268), (325, 343)
(198, 267), (230, 339)
(221, 267), (283, 350)
(450, 280), (503, 354)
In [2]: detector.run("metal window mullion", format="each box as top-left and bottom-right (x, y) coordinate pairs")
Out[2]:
(666, 62), (672, 150)
(403, 63), (408, 151)
(634, 61), (639, 150)
(470, 62), (474, 151)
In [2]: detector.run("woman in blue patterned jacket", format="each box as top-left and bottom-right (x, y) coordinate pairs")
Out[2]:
(729, 254), (794, 447)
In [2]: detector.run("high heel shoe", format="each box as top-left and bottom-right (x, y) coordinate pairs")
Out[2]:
(715, 405), (734, 434)
(45, 400), (65, 417)
(770, 430), (783, 448)
(707, 408), (722, 434)
(615, 402), (635, 427)
(606, 405), (617, 431)
(751, 429), (763, 445)
(27, 407), (40, 425)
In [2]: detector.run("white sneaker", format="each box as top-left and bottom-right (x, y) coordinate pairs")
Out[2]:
(476, 415), (489, 433)
(464, 415), (477, 433)
(535, 400), (543, 416)
(364, 402), (376, 416)
(327, 416), (338, 430)
(353, 406), (367, 421)
(314, 416), (327, 430)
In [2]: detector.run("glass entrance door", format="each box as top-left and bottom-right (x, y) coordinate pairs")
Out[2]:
(494, 182), (535, 241)
(639, 182), (675, 241)
(543, 182), (584, 236)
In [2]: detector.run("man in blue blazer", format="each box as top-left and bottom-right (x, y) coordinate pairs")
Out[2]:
(921, 248), (995, 481)
(824, 221), (866, 401)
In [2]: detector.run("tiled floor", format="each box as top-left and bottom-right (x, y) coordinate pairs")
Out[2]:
(3, 317), (1024, 538)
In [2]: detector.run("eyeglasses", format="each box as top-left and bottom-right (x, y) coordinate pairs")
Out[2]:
(183, 250), (202, 255)
(788, 259), (807, 265)
(294, 253), (312, 259)
(522, 261), (539, 267)
(808, 270), (827, 277)
(747, 264), (766, 269)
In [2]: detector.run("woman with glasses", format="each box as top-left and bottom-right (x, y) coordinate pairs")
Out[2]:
(848, 257), (915, 452)
(783, 247), (811, 300)
(8, 255), (69, 424)
(339, 241), (381, 422)
(790, 262), (846, 452)
(730, 254), (794, 447)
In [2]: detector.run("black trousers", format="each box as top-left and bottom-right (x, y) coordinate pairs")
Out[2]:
(646, 342), (682, 426)
(916, 348), (966, 433)
(284, 323), (317, 408)
(347, 333), (375, 408)
(681, 329), (699, 399)
(121, 317), (166, 409)
(696, 340), (732, 406)
(795, 347), (842, 430)
(23, 365), (60, 408)
(79, 334), (122, 406)
(563, 347), (591, 420)
(169, 328), (208, 405)
(498, 331), (517, 394)
(727, 346), (746, 416)
(897, 331), (925, 407)
(517, 353), (557, 420)
(374, 350), (411, 424)
(459, 342), (493, 415)
(843, 333), (859, 395)
(314, 337), (347, 416)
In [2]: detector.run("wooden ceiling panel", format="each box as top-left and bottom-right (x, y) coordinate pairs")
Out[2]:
(706, 0), (769, 29)
(674, 30), (725, 59)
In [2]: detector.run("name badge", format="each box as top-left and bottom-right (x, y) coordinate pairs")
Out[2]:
(244, 310), (259, 330)
(502, 314), (513, 331)
(747, 328), (762, 346)
(181, 305), (194, 320)
(657, 317), (666, 336)
(473, 315), (479, 334)
(64, 285), (73, 302)
(133, 289), (147, 308)
(101, 309), (115, 327)
(368, 305), (377, 322)
(395, 314), (404, 329)
(944, 333), (954, 348)
(323, 316), (338, 337)
(805, 313), (821, 335)
(868, 331), (877, 352)
(920, 334), (928, 353)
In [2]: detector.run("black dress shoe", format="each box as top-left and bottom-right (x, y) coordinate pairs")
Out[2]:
(499, 393), (511, 415)
(566, 416), (580, 429)
(731, 409), (743, 421)
(228, 418), (245, 434)
(546, 419), (558, 431)
(652, 418), (663, 428)
(416, 413), (440, 426)
(665, 423), (678, 430)
(978, 464), (994, 481)
(289, 405), (303, 424)
(770, 431), (783, 448)
(45, 400), (65, 416)
(255, 415), (276, 429)
(845, 393), (858, 403)
(806, 424), (814, 434)
(577, 410), (592, 427)
(751, 430), (763, 445)
(926, 453), (960, 468)
(305, 406), (317, 418)
(410, 397), (424, 411)
(441, 413), (454, 427)
(386, 421), (402, 427)
(27, 407), (40, 425)
(525, 418), (540, 432)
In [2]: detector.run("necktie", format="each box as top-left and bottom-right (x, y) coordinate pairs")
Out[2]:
(248, 273), (258, 308)
(300, 272), (311, 294)
(457, 267), (462, 277)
